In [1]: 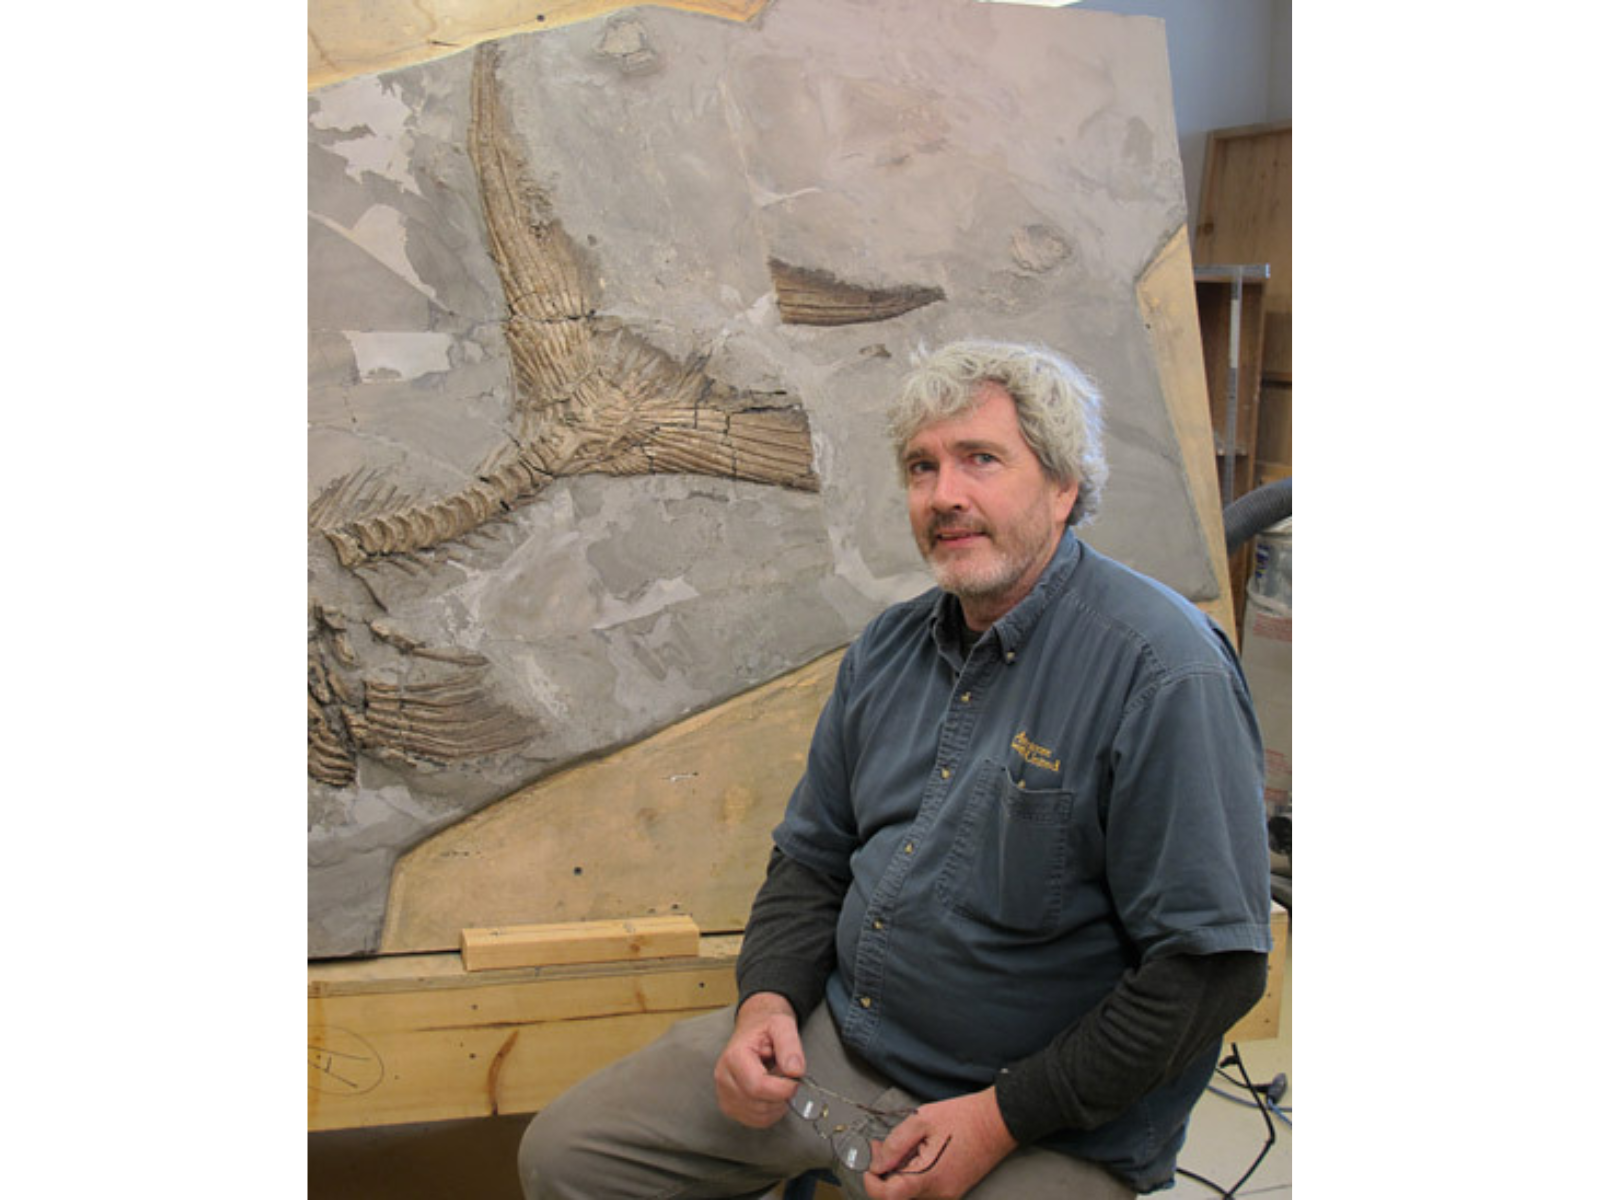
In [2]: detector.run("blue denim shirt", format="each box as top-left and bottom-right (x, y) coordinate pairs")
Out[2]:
(773, 530), (1272, 1191)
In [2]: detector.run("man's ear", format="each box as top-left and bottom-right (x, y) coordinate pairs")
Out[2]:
(1054, 479), (1080, 527)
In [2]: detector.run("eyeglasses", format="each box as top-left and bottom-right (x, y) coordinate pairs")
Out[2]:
(783, 1075), (951, 1177)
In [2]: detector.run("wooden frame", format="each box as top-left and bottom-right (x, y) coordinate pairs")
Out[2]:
(310, 936), (741, 1131)
(309, 910), (1287, 1131)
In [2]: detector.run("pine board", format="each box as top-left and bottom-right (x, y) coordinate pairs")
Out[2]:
(460, 915), (701, 971)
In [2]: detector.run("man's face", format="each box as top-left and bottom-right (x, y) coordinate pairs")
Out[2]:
(903, 382), (1078, 630)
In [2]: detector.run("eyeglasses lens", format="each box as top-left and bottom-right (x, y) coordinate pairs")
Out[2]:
(833, 1131), (872, 1172)
(789, 1084), (825, 1122)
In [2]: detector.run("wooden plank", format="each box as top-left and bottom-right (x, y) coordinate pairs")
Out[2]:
(309, 939), (740, 1130)
(309, 0), (771, 91)
(1224, 904), (1289, 1043)
(1136, 224), (1238, 637)
(460, 915), (700, 971)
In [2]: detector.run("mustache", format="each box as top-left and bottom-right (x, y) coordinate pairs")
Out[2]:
(921, 512), (992, 544)
(924, 514), (989, 538)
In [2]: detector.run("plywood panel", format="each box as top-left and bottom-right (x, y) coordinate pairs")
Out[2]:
(380, 652), (842, 952)
(1136, 226), (1236, 636)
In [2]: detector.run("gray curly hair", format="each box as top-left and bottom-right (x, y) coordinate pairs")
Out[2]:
(887, 340), (1109, 527)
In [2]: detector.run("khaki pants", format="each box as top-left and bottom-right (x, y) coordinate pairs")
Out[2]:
(518, 1003), (1134, 1200)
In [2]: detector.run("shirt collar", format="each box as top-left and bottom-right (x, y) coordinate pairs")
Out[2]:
(927, 528), (1084, 664)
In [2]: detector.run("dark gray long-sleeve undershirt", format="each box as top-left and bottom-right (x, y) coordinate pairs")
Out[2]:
(735, 847), (1267, 1144)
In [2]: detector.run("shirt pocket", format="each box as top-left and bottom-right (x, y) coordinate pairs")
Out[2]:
(938, 758), (1075, 933)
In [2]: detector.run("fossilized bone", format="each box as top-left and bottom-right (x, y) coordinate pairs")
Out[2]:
(768, 258), (944, 326)
(312, 42), (819, 572)
(309, 601), (538, 788)
(308, 42), (823, 786)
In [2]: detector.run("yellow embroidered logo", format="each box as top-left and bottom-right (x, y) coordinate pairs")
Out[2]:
(1010, 731), (1061, 773)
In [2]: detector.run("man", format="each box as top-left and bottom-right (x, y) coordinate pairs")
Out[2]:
(520, 341), (1272, 1199)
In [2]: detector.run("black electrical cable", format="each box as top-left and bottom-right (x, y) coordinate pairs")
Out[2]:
(1214, 1068), (1288, 1106)
(1174, 1044), (1280, 1198)
(1205, 1083), (1292, 1127)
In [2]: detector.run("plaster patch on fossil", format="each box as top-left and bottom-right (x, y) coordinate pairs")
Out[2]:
(767, 258), (945, 326)
(594, 14), (660, 75)
(1009, 223), (1073, 274)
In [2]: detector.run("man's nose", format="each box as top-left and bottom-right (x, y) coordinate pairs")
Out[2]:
(930, 468), (969, 511)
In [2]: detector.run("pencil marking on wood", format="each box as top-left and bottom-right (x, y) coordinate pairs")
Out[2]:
(308, 1025), (386, 1096)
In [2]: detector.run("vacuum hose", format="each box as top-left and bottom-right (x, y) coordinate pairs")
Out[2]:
(1223, 477), (1292, 556)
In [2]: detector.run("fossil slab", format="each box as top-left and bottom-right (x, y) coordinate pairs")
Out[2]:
(308, 0), (1215, 956)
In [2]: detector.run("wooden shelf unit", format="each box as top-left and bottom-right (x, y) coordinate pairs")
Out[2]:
(1193, 266), (1270, 510)
(1193, 121), (1291, 633)
(1194, 121), (1291, 386)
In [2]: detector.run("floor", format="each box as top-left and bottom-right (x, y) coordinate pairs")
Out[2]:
(309, 939), (1291, 1199)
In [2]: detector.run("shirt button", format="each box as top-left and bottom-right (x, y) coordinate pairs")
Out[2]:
(859, 996), (873, 1009)
(960, 692), (972, 703)
(903, 842), (915, 854)
(873, 919), (885, 931)
(940, 767), (951, 780)
(1005, 650), (1017, 663)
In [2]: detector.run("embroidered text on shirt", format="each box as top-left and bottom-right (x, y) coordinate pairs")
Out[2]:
(1010, 730), (1061, 773)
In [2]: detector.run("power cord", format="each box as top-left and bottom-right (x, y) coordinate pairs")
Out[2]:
(1203, 1088), (1292, 1132)
(1211, 1053), (1291, 1126)
(1174, 1043), (1283, 1198)
(1206, 1079), (1291, 1128)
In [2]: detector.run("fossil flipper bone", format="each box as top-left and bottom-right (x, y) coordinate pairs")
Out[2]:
(312, 42), (819, 573)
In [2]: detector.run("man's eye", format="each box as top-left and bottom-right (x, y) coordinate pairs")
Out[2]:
(971, 453), (998, 466)
(906, 460), (934, 475)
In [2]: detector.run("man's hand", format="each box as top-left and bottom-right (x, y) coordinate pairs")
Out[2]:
(863, 1087), (1018, 1200)
(713, 992), (807, 1128)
